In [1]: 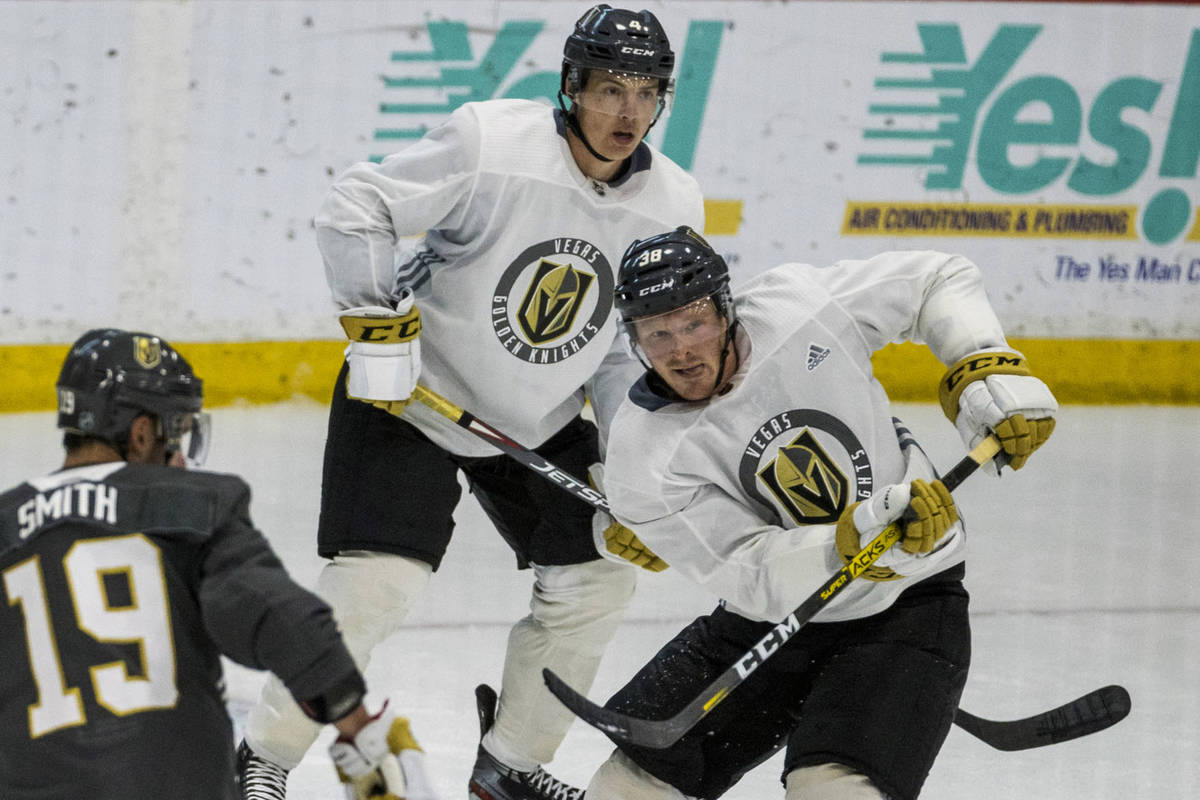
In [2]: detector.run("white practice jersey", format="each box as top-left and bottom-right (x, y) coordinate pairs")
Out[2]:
(316, 99), (704, 456)
(605, 251), (1010, 624)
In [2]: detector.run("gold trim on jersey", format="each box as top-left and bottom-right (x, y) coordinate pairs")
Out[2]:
(65, 533), (179, 718)
(4, 554), (88, 737)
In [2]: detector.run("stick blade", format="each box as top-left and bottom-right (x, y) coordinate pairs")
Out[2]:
(955, 685), (1131, 751)
(542, 668), (685, 749)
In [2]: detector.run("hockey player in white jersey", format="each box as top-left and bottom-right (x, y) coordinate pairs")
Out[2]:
(582, 227), (1057, 800)
(236, 6), (703, 799)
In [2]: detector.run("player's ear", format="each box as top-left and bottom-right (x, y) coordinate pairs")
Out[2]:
(125, 414), (159, 464)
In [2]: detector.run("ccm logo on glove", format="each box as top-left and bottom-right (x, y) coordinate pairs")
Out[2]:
(338, 290), (423, 411)
(939, 351), (1028, 408)
(938, 348), (1057, 473)
(340, 314), (421, 343)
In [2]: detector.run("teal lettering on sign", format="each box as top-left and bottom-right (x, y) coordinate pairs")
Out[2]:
(859, 24), (1039, 189)
(858, 24), (1200, 243)
(369, 18), (723, 171)
(376, 20), (546, 136)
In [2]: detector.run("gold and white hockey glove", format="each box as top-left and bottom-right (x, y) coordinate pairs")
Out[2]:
(588, 463), (668, 572)
(337, 757), (405, 800)
(339, 289), (421, 416)
(602, 521), (670, 572)
(835, 479), (959, 581)
(939, 348), (1057, 473)
(330, 701), (402, 799)
(333, 708), (440, 800)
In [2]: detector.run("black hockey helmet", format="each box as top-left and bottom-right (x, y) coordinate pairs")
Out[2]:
(558, 4), (676, 144)
(56, 328), (210, 465)
(615, 227), (740, 398)
(615, 226), (732, 322)
(562, 4), (675, 85)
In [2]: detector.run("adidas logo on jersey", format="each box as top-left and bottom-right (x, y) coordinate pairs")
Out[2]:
(807, 344), (831, 371)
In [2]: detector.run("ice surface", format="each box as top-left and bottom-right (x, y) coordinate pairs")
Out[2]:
(3, 401), (1197, 798)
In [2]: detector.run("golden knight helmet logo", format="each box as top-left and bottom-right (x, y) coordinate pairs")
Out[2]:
(132, 336), (163, 369)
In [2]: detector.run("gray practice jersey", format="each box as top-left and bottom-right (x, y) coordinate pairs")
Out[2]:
(605, 251), (1009, 624)
(0, 463), (359, 800)
(316, 99), (704, 456)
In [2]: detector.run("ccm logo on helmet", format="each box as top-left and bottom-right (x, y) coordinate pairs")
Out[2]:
(638, 278), (675, 296)
(621, 46), (656, 56)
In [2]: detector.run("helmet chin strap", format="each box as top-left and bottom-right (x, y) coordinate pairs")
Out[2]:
(559, 92), (615, 164)
(557, 65), (668, 171)
(708, 320), (741, 397)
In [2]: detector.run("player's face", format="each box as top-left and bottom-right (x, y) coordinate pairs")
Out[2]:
(632, 298), (731, 401)
(572, 71), (662, 161)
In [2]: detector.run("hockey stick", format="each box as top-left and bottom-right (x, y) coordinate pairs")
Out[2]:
(953, 684), (1130, 751)
(411, 384), (611, 512)
(542, 435), (1125, 751)
(541, 435), (1000, 749)
(409, 386), (1131, 752)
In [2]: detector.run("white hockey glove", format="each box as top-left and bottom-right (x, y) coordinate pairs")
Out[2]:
(332, 701), (443, 800)
(835, 479), (959, 581)
(338, 756), (405, 800)
(330, 701), (397, 785)
(339, 289), (421, 416)
(939, 348), (1057, 474)
(588, 463), (668, 572)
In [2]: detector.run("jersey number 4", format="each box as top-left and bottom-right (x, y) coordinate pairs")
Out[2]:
(3, 533), (178, 738)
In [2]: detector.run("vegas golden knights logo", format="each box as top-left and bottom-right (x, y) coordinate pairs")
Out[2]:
(133, 336), (162, 369)
(516, 259), (595, 345)
(757, 428), (848, 524)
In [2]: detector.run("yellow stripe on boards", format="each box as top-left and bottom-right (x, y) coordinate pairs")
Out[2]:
(0, 340), (346, 413)
(1, 337), (1197, 413)
(870, 339), (1200, 405)
(703, 199), (743, 236)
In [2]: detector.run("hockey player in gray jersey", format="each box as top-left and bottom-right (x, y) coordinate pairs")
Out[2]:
(237, 5), (704, 799)
(0, 329), (398, 800)
(581, 228), (1057, 799)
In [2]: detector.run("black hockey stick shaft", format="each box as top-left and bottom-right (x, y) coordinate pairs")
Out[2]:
(411, 384), (611, 511)
(544, 436), (1016, 749)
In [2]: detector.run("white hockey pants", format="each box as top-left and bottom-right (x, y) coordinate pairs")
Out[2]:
(243, 552), (636, 773)
(243, 551), (431, 769)
(481, 558), (637, 771)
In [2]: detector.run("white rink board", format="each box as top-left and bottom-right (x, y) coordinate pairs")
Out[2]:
(2, 1), (1198, 343)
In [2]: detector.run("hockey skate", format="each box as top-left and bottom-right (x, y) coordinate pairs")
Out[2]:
(236, 739), (289, 800)
(467, 684), (584, 800)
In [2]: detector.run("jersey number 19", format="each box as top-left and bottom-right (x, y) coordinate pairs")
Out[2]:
(3, 533), (178, 738)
